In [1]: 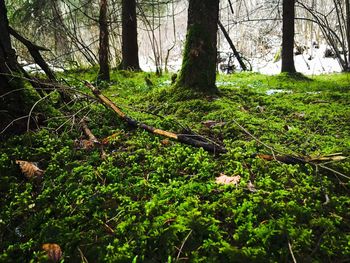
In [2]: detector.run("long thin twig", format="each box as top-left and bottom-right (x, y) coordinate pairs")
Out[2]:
(230, 118), (349, 179)
(319, 164), (350, 180)
(0, 116), (29, 135)
(27, 93), (53, 132)
(176, 230), (192, 262)
(77, 247), (89, 263)
(288, 240), (297, 263)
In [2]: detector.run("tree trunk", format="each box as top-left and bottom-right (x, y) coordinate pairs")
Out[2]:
(176, 0), (219, 92)
(119, 0), (141, 71)
(281, 0), (296, 73)
(346, 0), (350, 71)
(0, 0), (18, 86)
(98, 0), (110, 81)
(0, 0), (19, 94)
(0, 0), (26, 135)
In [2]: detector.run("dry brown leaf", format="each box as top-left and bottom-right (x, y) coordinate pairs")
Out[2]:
(16, 160), (44, 179)
(161, 139), (171, 146)
(216, 173), (241, 186)
(42, 243), (62, 262)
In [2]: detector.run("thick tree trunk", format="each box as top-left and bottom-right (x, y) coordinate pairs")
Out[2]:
(176, 0), (219, 92)
(281, 0), (296, 73)
(0, 0), (19, 94)
(0, 0), (18, 87)
(0, 0), (26, 135)
(98, 0), (110, 81)
(119, 0), (141, 71)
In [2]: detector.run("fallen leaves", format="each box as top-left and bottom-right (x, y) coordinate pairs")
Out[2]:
(215, 174), (258, 193)
(16, 160), (44, 179)
(42, 243), (62, 262)
(215, 173), (241, 186)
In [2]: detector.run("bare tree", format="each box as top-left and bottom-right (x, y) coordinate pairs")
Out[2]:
(297, 0), (350, 71)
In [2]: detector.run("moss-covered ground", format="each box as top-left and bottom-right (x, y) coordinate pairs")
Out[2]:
(1, 70), (349, 262)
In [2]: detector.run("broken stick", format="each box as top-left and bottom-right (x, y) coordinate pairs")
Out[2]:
(85, 82), (226, 154)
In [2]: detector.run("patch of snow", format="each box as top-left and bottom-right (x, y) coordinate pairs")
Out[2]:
(21, 63), (64, 74)
(248, 44), (342, 75)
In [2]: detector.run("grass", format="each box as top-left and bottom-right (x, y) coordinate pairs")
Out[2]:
(0, 70), (349, 262)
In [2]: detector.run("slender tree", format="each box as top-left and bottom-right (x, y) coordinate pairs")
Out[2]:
(176, 0), (219, 92)
(98, 0), (110, 81)
(119, 0), (141, 71)
(281, 0), (296, 73)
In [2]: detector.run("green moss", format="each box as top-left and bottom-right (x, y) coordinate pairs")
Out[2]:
(1, 70), (350, 262)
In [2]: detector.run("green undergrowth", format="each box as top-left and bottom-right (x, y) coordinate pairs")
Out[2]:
(1, 70), (350, 262)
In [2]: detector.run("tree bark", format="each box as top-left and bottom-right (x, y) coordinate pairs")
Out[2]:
(98, 0), (110, 81)
(0, 0), (20, 94)
(119, 0), (141, 71)
(281, 0), (296, 73)
(346, 0), (350, 71)
(0, 0), (26, 134)
(176, 0), (219, 92)
(0, 0), (18, 88)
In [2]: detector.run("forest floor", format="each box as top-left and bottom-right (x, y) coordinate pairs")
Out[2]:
(1, 70), (350, 262)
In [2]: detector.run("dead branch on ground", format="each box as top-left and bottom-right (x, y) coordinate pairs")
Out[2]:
(85, 82), (227, 154)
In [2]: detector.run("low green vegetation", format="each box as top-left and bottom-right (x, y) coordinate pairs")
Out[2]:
(1, 70), (349, 262)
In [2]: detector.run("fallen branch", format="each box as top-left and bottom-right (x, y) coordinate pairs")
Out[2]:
(254, 153), (349, 180)
(255, 153), (347, 165)
(254, 154), (305, 164)
(84, 82), (348, 180)
(79, 118), (106, 158)
(81, 119), (98, 143)
(9, 26), (56, 81)
(85, 82), (227, 154)
(218, 20), (248, 71)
